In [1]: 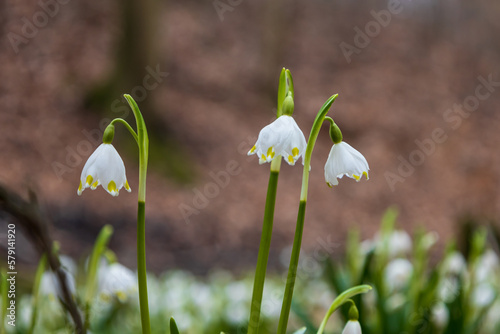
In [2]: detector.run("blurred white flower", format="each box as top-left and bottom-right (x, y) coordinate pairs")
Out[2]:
(385, 293), (406, 311)
(324, 142), (369, 187)
(78, 143), (131, 196)
(384, 258), (413, 291)
(59, 255), (77, 277)
(443, 252), (466, 276)
(342, 320), (362, 334)
(484, 300), (500, 332)
(476, 249), (499, 283)
(40, 268), (76, 300)
(387, 230), (412, 258)
(438, 277), (460, 303)
(98, 263), (137, 303)
(473, 283), (496, 308)
(431, 302), (449, 329)
(248, 115), (307, 166)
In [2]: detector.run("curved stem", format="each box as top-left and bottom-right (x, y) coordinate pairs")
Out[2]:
(248, 158), (282, 334)
(316, 285), (372, 334)
(277, 94), (338, 334)
(124, 94), (151, 334)
(110, 118), (139, 144)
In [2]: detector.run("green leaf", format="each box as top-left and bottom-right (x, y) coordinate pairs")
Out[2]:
(170, 317), (180, 334)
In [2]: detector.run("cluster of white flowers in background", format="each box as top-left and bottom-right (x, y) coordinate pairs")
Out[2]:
(5, 223), (500, 334)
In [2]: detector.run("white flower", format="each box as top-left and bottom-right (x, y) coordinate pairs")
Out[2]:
(384, 230), (412, 258)
(342, 320), (362, 334)
(98, 263), (137, 302)
(248, 115), (307, 165)
(476, 249), (499, 283)
(431, 302), (449, 329)
(384, 258), (413, 291)
(473, 283), (496, 308)
(77, 143), (131, 196)
(324, 142), (369, 187)
(443, 252), (466, 276)
(40, 268), (76, 300)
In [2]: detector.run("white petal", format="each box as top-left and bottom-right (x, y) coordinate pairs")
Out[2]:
(99, 263), (137, 302)
(324, 141), (369, 186)
(249, 116), (307, 165)
(78, 144), (130, 196)
(342, 320), (362, 334)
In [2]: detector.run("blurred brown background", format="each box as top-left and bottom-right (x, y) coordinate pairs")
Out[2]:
(1, 0), (500, 274)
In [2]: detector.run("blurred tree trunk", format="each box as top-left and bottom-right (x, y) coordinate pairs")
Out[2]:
(84, 0), (195, 183)
(258, 0), (295, 102)
(85, 0), (159, 111)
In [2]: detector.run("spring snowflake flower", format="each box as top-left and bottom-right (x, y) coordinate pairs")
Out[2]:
(40, 268), (76, 300)
(342, 320), (362, 334)
(248, 115), (307, 166)
(77, 143), (131, 196)
(98, 263), (137, 302)
(324, 142), (369, 187)
(384, 258), (413, 291)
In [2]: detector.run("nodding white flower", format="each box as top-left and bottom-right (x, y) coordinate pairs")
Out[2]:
(473, 283), (496, 308)
(384, 258), (413, 291)
(443, 251), (467, 276)
(40, 268), (76, 300)
(98, 263), (137, 303)
(342, 320), (362, 334)
(248, 115), (307, 166)
(324, 142), (369, 187)
(373, 230), (412, 258)
(77, 143), (131, 196)
(476, 249), (499, 283)
(431, 302), (449, 329)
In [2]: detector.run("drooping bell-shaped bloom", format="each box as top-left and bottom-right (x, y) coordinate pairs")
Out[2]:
(324, 141), (369, 187)
(342, 320), (362, 334)
(98, 262), (137, 302)
(248, 115), (307, 166)
(78, 143), (131, 196)
(384, 258), (413, 291)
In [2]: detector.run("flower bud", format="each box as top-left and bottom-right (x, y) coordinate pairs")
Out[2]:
(329, 121), (343, 144)
(348, 303), (359, 321)
(103, 124), (115, 144)
(282, 95), (294, 116)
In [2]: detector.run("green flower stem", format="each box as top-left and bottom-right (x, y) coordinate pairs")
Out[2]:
(248, 157), (282, 334)
(316, 285), (372, 334)
(29, 254), (47, 334)
(110, 118), (139, 143)
(84, 225), (114, 330)
(277, 94), (338, 334)
(124, 94), (151, 334)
